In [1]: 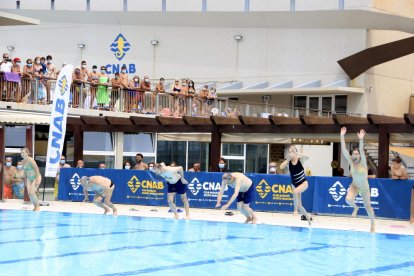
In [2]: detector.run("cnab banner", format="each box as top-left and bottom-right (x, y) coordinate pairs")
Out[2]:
(45, 64), (73, 177)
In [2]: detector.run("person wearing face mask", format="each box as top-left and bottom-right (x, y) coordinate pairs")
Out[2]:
(2, 157), (16, 199)
(127, 75), (141, 112)
(340, 127), (375, 232)
(54, 155), (71, 200)
(268, 161), (278, 174)
(148, 162), (155, 172)
(137, 75), (150, 112)
(176, 81), (188, 116)
(110, 72), (122, 110)
(80, 60), (89, 81)
(23, 59), (34, 78)
(217, 157), (227, 172)
(198, 84), (209, 116)
(280, 145), (312, 225)
(124, 161), (132, 170)
(11, 57), (22, 74)
(44, 55), (56, 104)
(88, 65), (99, 83)
(99, 163), (106, 169)
(0, 53), (13, 73)
(12, 161), (25, 199)
(96, 66), (110, 109)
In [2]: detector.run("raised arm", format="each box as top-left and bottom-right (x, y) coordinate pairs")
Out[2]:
(340, 127), (352, 164)
(357, 129), (367, 168)
(221, 177), (241, 210)
(296, 146), (309, 163)
(280, 156), (291, 170)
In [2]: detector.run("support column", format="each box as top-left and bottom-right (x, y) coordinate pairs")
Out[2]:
(377, 126), (390, 178)
(0, 124), (4, 201)
(210, 125), (221, 172)
(24, 125), (33, 202)
(73, 127), (84, 166)
(114, 132), (124, 169)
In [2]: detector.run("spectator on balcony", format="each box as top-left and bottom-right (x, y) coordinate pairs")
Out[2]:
(88, 65), (99, 83)
(45, 55), (56, 103)
(109, 72), (122, 110)
(11, 58), (22, 74)
(155, 78), (165, 92)
(23, 59), (34, 77)
(206, 87), (217, 115)
(140, 75), (151, 112)
(0, 53), (13, 72)
(128, 76), (140, 112)
(80, 60), (89, 81)
(176, 81), (188, 116)
(133, 153), (148, 170)
(198, 84), (208, 116)
(96, 66), (110, 109)
(72, 66), (84, 107)
(32, 57), (46, 104)
(171, 78), (182, 114)
(391, 157), (408, 180)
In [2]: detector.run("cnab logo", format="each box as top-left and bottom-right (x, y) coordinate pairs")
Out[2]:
(70, 173), (81, 190)
(110, 33), (131, 61)
(329, 181), (347, 202)
(128, 176), (141, 193)
(255, 179), (271, 199)
(58, 75), (69, 96)
(188, 177), (202, 196)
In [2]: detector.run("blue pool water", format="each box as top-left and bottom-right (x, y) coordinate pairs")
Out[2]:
(0, 210), (413, 276)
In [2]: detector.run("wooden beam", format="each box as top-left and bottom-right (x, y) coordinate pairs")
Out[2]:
(239, 116), (271, 126)
(404, 113), (414, 124)
(377, 126), (390, 178)
(210, 125), (221, 172)
(270, 115), (302, 125)
(367, 114), (406, 125)
(24, 125), (33, 203)
(211, 116), (242, 125)
(333, 114), (370, 125)
(105, 116), (134, 125)
(67, 116), (83, 126)
(130, 116), (159, 126)
(81, 116), (108, 125)
(73, 127), (83, 167)
(156, 116), (186, 126)
(300, 115), (335, 125)
(182, 116), (212, 125)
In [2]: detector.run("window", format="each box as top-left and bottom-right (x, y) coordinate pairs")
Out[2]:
(188, 142), (209, 171)
(5, 126), (26, 148)
(222, 143), (243, 156)
(84, 132), (113, 151)
(334, 95), (347, 114)
(123, 133), (154, 153)
(157, 141), (186, 167)
(245, 144), (268, 173)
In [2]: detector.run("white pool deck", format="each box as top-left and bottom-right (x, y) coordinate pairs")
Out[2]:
(1, 199), (413, 235)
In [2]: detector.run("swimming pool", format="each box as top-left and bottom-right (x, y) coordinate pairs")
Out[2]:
(0, 210), (413, 276)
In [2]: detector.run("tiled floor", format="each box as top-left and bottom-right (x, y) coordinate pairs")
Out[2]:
(1, 199), (413, 235)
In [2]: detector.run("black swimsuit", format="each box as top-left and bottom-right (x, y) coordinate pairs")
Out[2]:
(288, 159), (307, 187)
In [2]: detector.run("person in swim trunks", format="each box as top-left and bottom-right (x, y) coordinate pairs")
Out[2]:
(152, 163), (190, 219)
(340, 127), (375, 232)
(21, 147), (42, 211)
(216, 172), (258, 224)
(80, 175), (117, 216)
(280, 145), (312, 225)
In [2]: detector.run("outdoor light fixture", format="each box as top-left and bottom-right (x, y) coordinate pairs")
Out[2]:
(7, 46), (14, 51)
(151, 40), (159, 46)
(234, 35), (243, 41)
(77, 44), (86, 49)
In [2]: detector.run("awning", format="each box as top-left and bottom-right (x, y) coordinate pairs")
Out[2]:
(0, 11), (39, 26)
(0, 110), (50, 125)
(390, 146), (414, 158)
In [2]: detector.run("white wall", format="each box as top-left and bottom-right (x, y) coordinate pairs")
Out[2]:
(250, 0), (291, 11)
(55, 0), (87, 11)
(302, 145), (334, 176)
(0, 0), (17, 9)
(91, 0), (123, 11)
(207, 0), (245, 11)
(128, 0), (162, 11)
(0, 23), (364, 84)
(20, 0), (51, 10)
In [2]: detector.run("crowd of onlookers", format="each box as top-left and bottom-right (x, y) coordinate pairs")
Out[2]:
(0, 53), (223, 117)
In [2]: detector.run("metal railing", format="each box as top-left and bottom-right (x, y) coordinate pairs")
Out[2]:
(1, 72), (349, 118)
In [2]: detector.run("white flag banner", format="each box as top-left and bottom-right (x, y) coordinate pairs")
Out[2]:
(45, 64), (74, 177)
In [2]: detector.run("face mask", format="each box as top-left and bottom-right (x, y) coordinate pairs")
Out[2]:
(219, 164), (225, 169)
(134, 78), (139, 82)
(82, 65), (86, 69)
(145, 79), (150, 83)
(47, 60), (52, 64)
(100, 70), (105, 73)
(149, 167), (154, 172)
(17, 165), (22, 170)
(269, 167), (277, 173)
(182, 83), (187, 87)
(16, 62), (21, 66)
(125, 165), (130, 170)
(60, 159), (65, 165)
(27, 64), (33, 67)
(100, 167), (105, 169)
(121, 69), (126, 73)
(36, 60), (40, 64)
(6, 162), (12, 167)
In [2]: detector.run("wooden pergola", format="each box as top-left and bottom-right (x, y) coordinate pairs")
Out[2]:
(63, 113), (414, 178)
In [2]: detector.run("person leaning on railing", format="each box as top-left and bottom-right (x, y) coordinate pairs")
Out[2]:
(127, 76), (140, 112)
(198, 84), (208, 116)
(390, 157), (409, 180)
(110, 72), (122, 111)
(177, 81), (188, 117)
(140, 75), (151, 113)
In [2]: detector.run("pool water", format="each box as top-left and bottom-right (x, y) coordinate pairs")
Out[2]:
(0, 210), (413, 276)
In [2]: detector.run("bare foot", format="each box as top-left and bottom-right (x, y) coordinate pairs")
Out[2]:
(410, 217), (414, 224)
(104, 208), (110, 215)
(113, 209), (118, 216)
(352, 207), (359, 217)
(245, 217), (252, 224)
(184, 215), (190, 220)
(34, 206), (40, 212)
(307, 216), (312, 226)
(174, 213), (179, 219)
(293, 210), (298, 216)
(251, 217), (258, 224)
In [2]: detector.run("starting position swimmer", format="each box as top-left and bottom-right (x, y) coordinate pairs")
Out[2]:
(80, 175), (117, 216)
